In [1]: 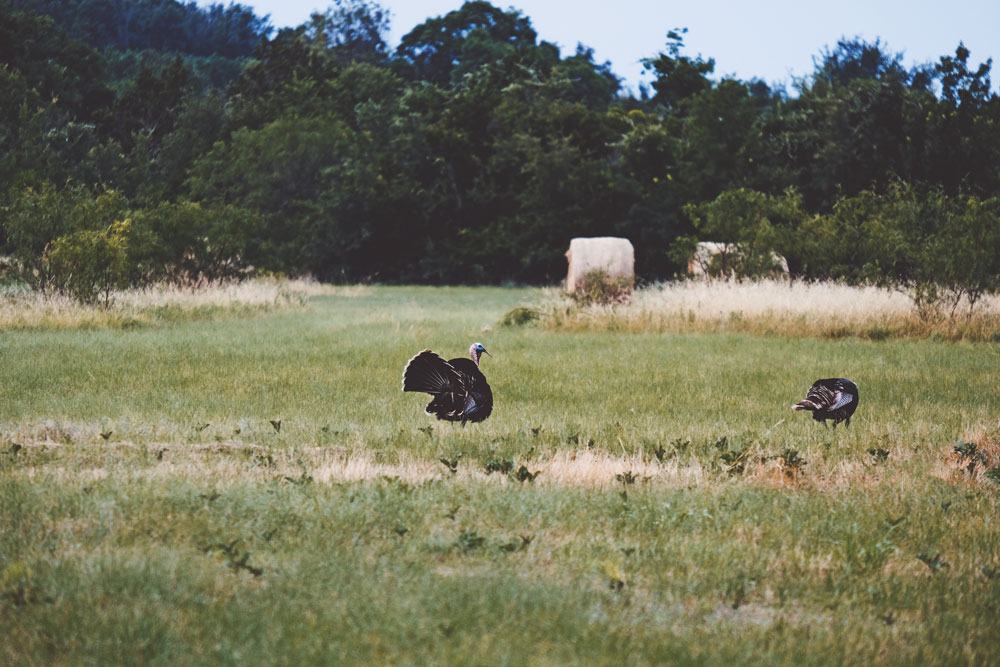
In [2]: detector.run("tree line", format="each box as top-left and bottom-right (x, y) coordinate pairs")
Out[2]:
(1, 0), (998, 310)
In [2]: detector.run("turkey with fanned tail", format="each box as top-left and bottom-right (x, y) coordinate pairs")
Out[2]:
(791, 378), (858, 428)
(402, 343), (493, 424)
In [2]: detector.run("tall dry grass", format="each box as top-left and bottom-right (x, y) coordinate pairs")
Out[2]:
(536, 279), (1000, 341)
(0, 278), (361, 330)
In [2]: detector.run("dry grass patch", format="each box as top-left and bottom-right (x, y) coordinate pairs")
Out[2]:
(531, 279), (1000, 341)
(3, 440), (937, 493)
(933, 431), (1000, 485)
(744, 454), (809, 487)
(7, 442), (686, 488)
(0, 278), (355, 330)
(745, 456), (892, 491)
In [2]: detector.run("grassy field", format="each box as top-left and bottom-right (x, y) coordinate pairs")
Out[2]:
(2, 284), (999, 665)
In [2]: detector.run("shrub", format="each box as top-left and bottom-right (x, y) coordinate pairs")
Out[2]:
(680, 188), (805, 280)
(568, 269), (632, 306)
(501, 306), (539, 326)
(44, 220), (131, 306)
(1, 183), (128, 291)
(129, 202), (261, 285)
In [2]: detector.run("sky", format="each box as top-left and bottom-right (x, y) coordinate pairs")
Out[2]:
(220, 0), (1000, 94)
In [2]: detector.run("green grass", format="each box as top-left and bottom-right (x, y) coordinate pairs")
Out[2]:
(2, 285), (999, 665)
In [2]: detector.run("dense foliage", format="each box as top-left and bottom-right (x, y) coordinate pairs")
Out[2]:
(1, 0), (999, 305)
(9, 0), (269, 56)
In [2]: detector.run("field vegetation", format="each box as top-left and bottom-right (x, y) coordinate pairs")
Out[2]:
(4, 1), (999, 661)
(533, 279), (1000, 342)
(0, 278), (346, 330)
(2, 284), (999, 665)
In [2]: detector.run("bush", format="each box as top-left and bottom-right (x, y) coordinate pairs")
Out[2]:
(680, 188), (805, 280)
(568, 269), (633, 306)
(690, 184), (1000, 324)
(804, 183), (1000, 321)
(1, 182), (262, 297)
(501, 306), (539, 326)
(1, 183), (128, 291)
(129, 201), (260, 285)
(44, 220), (131, 306)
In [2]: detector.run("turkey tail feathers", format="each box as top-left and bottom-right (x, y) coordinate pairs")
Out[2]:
(402, 345), (494, 425)
(402, 350), (461, 394)
(792, 378), (859, 428)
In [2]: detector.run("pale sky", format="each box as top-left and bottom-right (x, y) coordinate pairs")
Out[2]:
(218, 0), (1000, 94)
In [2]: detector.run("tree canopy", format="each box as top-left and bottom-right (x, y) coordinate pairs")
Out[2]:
(1, 0), (999, 305)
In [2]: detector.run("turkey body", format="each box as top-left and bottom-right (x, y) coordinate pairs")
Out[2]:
(792, 378), (859, 428)
(402, 347), (493, 424)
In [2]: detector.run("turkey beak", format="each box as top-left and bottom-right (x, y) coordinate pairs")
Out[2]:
(482, 348), (492, 357)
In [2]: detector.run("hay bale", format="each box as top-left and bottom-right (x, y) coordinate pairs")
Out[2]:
(565, 237), (635, 293)
(688, 241), (789, 278)
(688, 241), (738, 277)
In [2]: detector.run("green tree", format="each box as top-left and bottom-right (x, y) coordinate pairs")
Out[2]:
(11, 0), (270, 57)
(930, 194), (1000, 317)
(549, 45), (621, 110)
(813, 37), (913, 87)
(867, 185), (1000, 319)
(0, 3), (113, 193)
(128, 201), (261, 284)
(45, 219), (131, 306)
(1, 183), (128, 290)
(681, 188), (806, 278)
(612, 108), (687, 276)
(747, 40), (934, 210)
(796, 189), (883, 282)
(156, 89), (228, 200)
(795, 182), (1000, 319)
(673, 78), (762, 202)
(746, 39), (1000, 211)
(641, 29), (714, 111)
(925, 44), (1000, 195)
(109, 55), (194, 147)
(184, 116), (346, 273)
(305, 1), (390, 65)
(226, 22), (343, 129)
(396, 1), (540, 87)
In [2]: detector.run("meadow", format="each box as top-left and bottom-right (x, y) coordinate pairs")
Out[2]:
(1, 283), (999, 665)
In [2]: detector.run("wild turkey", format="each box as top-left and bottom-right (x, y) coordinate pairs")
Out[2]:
(402, 342), (493, 424)
(791, 378), (859, 428)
